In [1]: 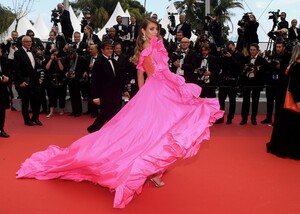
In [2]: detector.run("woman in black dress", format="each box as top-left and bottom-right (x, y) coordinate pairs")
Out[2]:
(266, 45), (300, 159)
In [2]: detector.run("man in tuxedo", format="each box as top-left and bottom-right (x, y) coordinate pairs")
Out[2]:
(170, 37), (198, 83)
(113, 15), (128, 38)
(240, 43), (268, 125)
(45, 30), (66, 56)
(87, 40), (129, 133)
(288, 19), (300, 44)
(14, 36), (43, 126)
(168, 14), (191, 39)
(128, 16), (139, 42)
(57, 3), (74, 43)
(196, 44), (220, 98)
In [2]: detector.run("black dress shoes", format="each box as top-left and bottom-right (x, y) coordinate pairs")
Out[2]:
(0, 130), (10, 138)
(240, 119), (247, 125)
(226, 119), (232, 125)
(251, 119), (258, 125)
(68, 113), (75, 116)
(260, 118), (272, 124)
(32, 119), (43, 126)
(25, 121), (35, 126)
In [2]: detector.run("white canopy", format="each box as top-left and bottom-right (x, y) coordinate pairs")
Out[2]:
(0, 13), (42, 41)
(34, 14), (50, 40)
(97, 2), (126, 39)
(69, 5), (81, 34)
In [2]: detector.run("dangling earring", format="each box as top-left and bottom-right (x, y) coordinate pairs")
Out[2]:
(142, 32), (146, 41)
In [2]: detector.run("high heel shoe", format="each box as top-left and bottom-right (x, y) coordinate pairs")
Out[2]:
(46, 113), (53, 118)
(149, 177), (165, 187)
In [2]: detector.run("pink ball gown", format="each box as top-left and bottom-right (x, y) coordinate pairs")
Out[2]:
(16, 37), (223, 208)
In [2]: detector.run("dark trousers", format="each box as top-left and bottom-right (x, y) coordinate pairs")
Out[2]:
(265, 86), (280, 120)
(0, 104), (5, 130)
(47, 84), (67, 108)
(218, 86), (237, 120)
(241, 87), (261, 121)
(19, 85), (42, 122)
(87, 100), (119, 133)
(68, 79), (82, 115)
(200, 85), (217, 98)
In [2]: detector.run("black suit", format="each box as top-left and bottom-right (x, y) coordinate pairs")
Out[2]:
(288, 27), (300, 42)
(169, 22), (191, 39)
(87, 54), (124, 133)
(14, 48), (42, 123)
(0, 59), (9, 131)
(128, 23), (139, 41)
(170, 49), (198, 83)
(196, 54), (220, 98)
(82, 34), (101, 46)
(240, 55), (268, 122)
(113, 24), (128, 38)
(60, 9), (74, 43)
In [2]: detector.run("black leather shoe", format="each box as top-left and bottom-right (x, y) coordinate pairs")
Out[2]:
(68, 113), (75, 116)
(32, 119), (43, 126)
(240, 120), (247, 125)
(251, 120), (258, 125)
(25, 121), (35, 126)
(11, 106), (17, 111)
(74, 113), (81, 117)
(226, 119), (232, 125)
(0, 130), (10, 138)
(260, 118), (272, 124)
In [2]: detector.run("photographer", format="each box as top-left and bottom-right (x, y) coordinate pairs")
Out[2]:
(113, 15), (129, 38)
(261, 41), (291, 124)
(64, 48), (88, 117)
(278, 12), (289, 30)
(56, 3), (74, 43)
(203, 14), (223, 49)
(82, 25), (101, 47)
(45, 48), (66, 118)
(196, 44), (220, 98)
(80, 13), (95, 33)
(243, 14), (259, 51)
(240, 43), (268, 125)
(168, 14), (191, 39)
(45, 30), (66, 57)
(170, 37), (198, 83)
(216, 41), (244, 124)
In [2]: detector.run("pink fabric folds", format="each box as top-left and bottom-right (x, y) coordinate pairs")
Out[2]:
(16, 36), (223, 208)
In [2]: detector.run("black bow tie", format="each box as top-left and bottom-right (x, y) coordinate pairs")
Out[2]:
(251, 57), (256, 59)
(107, 57), (112, 61)
(27, 49), (31, 52)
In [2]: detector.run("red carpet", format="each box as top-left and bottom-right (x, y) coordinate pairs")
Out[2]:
(1, 111), (300, 214)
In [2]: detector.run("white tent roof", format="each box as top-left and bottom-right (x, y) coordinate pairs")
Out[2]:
(0, 14), (42, 41)
(34, 14), (49, 40)
(69, 5), (81, 34)
(124, 9), (130, 18)
(97, 2), (126, 39)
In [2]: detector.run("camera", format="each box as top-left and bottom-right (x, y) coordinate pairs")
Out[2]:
(36, 54), (45, 61)
(168, 12), (177, 28)
(51, 8), (61, 26)
(171, 51), (184, 61)
(37, 68), (45, 82)
(238, 12), (252, 27)
(222, 48), (231, 55)
(268, 10), (280, 20)
(81, 17), (88, 26)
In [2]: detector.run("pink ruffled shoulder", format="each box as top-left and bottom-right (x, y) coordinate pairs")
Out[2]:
(136, 37), (167, 71)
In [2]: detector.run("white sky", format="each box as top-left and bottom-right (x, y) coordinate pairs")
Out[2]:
(2, 0), (299, 44)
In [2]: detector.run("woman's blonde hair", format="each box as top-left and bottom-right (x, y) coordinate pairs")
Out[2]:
(130, 18), (161, 65)
(289, 44), (300, 67)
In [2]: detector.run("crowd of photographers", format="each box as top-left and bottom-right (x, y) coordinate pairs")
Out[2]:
(0, 6), (300, 137)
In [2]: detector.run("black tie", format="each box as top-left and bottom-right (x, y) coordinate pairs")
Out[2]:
(108, 58), (112, 61)
(27, 49), (31, 52)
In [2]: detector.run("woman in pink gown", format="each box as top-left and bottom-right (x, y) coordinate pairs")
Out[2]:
(16, 18), (223, 208)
